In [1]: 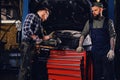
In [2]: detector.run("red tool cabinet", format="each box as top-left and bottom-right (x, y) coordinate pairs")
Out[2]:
(47, 50), (87, 80)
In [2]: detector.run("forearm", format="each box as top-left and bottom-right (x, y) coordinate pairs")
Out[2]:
(107, 37), (116, 60)
(78, 35), (85, 47)
(31, 35), (38, 40)
(110, 37), (116, 50)
(109, 19), (116, 51)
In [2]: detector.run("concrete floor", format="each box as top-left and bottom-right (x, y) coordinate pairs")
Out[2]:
(0, 70), (18, 80)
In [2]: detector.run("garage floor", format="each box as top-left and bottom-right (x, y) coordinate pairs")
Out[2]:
(0, 70), (18, 80)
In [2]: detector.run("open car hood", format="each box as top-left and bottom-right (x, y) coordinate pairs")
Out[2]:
(30, 0), (92, 50)
(30, 0), (92, 32)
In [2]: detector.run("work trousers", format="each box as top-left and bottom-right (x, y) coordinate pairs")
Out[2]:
(18, 42), (34, 80)
(92, 53), (115, 80)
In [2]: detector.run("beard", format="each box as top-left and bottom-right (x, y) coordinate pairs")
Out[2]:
(92, 14), (101, 20)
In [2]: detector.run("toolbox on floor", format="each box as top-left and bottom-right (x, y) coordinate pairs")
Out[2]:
(47, 50), (86, 80)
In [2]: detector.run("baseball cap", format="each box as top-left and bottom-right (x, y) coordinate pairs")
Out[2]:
(92, 2), (103, 8)
(35, 4), (51, 14)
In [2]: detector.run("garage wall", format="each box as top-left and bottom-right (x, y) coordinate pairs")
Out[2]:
(0, 24), (19, 50)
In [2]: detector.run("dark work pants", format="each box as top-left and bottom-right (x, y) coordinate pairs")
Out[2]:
(92, 53), (115, 80)
(31, 49), (49, 80)
(18, 42), (34, 80)
(18, 42), (49, 80)
(31, 58), (48, 80)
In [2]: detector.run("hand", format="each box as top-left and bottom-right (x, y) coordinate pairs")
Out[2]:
(49, 31), (55, 38)
(36, 38), (42, 45)
(107, 50), (115, 61)
(76, 46), (84, 53)
(43, 35), (50, 40)
(31, 35), (38, 40)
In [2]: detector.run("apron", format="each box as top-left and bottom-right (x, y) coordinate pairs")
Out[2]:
(89, 18), (115, 80)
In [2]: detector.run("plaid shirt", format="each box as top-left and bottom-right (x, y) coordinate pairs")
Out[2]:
(23, 13), (44, 43)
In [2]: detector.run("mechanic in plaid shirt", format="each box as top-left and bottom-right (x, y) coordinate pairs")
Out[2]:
(18, 5), (51, 80)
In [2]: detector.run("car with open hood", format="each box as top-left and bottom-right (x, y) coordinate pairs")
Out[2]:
(34, 0), (92, 50)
